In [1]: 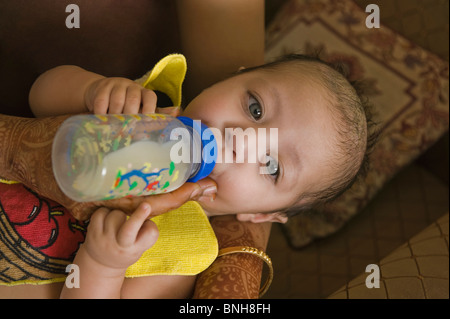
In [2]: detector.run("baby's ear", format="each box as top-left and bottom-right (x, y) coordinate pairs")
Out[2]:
(236, 213), (288, 224)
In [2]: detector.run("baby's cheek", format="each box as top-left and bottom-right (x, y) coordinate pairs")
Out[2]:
(218, 175), (257, 202)
(207, 176), (238, 204)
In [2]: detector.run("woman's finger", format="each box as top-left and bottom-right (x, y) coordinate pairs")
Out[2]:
(140, 178), (217, 217)
(91, 177), (217, 217)
(75, 178), (217, 222)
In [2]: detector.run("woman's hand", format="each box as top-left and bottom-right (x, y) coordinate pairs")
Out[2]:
(84, 77), (158, 114)
(69, 177), (217, 221)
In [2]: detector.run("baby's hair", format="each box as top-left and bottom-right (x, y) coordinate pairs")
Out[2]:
(239, 53), (379, 217)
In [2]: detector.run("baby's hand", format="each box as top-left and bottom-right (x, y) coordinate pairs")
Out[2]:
(85, 77), (157, 114)
(83, 203), (158, 270)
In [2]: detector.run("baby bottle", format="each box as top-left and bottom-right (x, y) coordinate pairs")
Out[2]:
(52, 113), (217, 202)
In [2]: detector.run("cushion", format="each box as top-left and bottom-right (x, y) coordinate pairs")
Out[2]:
(265, 0), (449, 248)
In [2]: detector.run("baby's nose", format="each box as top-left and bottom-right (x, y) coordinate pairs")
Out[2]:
(223, 128), (259, 164)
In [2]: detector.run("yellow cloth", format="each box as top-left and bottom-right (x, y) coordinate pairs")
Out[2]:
(135, 53), (187, 107)
(126, 201), (218, 277)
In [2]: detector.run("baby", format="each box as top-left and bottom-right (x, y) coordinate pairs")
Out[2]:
(29, 53), (375, 298)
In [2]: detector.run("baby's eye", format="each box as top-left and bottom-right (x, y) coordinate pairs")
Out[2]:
(248, 95), (262, 120)
(265, 155), (279, 178)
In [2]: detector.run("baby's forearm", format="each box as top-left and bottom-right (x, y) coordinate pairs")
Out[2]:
(60, 245), (126, 299)
(29, 65), (104, 117)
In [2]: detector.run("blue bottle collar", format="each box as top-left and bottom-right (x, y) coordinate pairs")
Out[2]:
(176, 116), (217, 182)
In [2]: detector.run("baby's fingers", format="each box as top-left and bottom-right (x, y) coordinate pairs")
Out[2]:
(135, 219), (159, 252)
(87, 207), (110, 233)
(123, 85), (145, 114)
(108, 85), (127, 114)
(116, 202), (155, 247)
(88, 84), (111, 114)
(140, 89), (158, 114)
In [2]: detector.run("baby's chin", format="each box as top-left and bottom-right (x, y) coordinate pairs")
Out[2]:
(197, 200), (216, 217)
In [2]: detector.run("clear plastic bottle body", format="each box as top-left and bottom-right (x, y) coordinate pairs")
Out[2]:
(52, 114), (205, 202)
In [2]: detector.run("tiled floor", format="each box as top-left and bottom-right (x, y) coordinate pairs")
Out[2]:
(263, 162), (449, 298)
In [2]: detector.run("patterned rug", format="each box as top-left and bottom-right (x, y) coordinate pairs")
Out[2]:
(265, 0), (449, 248)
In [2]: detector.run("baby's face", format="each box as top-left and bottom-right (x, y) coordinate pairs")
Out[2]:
(182, 66), (338, 223)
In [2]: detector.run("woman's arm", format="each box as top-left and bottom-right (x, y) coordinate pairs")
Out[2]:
(176, 0), (265, 102)
(0, 114), (72, 203)
(193, 215), (271, 299)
